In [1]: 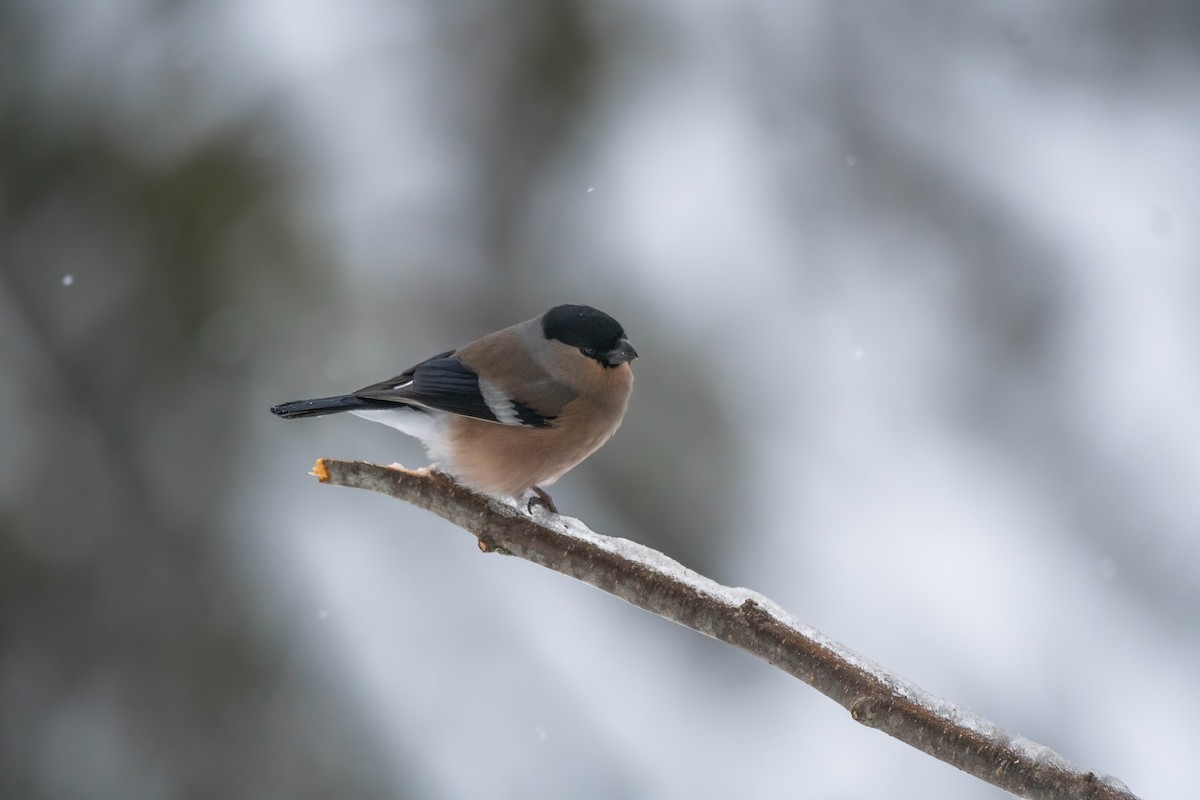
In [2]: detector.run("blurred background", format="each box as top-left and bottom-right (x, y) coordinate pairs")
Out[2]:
(2, 1), (1197, 798)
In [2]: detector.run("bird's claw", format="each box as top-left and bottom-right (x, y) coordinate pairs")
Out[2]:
(526, 486), (558, 515)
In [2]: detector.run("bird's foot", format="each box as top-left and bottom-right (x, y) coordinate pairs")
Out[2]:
(525, 485), (559, 515)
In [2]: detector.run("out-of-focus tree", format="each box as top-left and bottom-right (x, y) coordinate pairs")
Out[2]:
(0, 3), (402, 797)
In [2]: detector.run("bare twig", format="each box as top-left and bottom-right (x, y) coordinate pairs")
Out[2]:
(312, 458), (1139, 800)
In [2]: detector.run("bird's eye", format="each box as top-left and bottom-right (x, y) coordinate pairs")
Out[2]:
(579, 347), (599, 359)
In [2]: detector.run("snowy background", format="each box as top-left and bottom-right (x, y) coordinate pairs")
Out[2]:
(2, 2), (1198, 798)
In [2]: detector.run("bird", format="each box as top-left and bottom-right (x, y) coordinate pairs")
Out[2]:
(271, 304), (637, 512)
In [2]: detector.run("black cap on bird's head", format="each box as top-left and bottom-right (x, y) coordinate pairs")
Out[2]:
(542, 304), (638, 367)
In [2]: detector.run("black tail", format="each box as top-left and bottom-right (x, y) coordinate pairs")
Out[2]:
(270, 395), (395, 419)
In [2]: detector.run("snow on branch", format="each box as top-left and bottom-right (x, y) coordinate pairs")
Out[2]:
(311, 458), (1138, 800)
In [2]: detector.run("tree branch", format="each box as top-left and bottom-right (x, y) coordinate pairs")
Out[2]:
(311, 458), (1138, 800)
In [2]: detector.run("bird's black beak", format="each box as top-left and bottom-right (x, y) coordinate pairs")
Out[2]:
(603, 338), (638, 367)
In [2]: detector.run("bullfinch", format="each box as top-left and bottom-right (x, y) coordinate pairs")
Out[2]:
(271, 304), (637, 511)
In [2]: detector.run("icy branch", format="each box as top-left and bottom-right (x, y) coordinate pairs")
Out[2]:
(312, 458), (1139, 800)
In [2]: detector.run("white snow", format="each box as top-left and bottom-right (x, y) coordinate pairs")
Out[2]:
(516, 504), (1127, 790)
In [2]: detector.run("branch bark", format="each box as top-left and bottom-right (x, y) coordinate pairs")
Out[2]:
(312, 458), (1138, 800)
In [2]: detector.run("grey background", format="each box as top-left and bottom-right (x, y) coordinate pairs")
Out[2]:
(2, 2), (1197, 798)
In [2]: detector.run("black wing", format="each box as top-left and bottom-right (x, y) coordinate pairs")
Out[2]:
(353, 351), (554, 427)
(352, 351), (498, 422)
